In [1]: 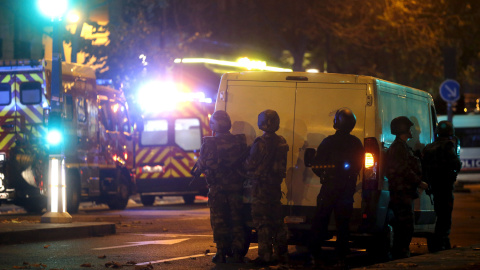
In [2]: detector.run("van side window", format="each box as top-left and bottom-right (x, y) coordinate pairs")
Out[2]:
(20, 82), (42, 105)
(64, 94), (73, 121)
(408, 99), (431, 147)
(456, 127), (480, 148)
(77, 97), (86, 122)
(175, 118), (201, 151)
(110, 102), (130, 133)
(0, 83), (11, 105)
(141, 119), (168, 146)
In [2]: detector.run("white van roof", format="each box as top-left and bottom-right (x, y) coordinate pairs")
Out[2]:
(221, 72), (431, 99)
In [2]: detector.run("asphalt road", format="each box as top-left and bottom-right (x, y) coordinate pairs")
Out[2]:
(0, 185), (479, 270)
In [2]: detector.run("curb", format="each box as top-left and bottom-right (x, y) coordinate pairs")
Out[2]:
(0, 222), (116, 245)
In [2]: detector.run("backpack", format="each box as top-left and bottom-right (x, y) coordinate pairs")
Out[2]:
(254, 134), (289, 180)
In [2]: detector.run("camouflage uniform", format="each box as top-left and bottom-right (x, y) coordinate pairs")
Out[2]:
(245, 110), (289, 264)
(422, 121), (461, 252)
(386, 137), (423, 258)
(309, 108), (364, 264)
(197, 111), (247, 263)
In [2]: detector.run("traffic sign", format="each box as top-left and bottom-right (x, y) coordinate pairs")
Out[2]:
(440, 79), (460, 102)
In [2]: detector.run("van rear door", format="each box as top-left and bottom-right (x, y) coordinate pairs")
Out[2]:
(0, 70), (44, 152)
(292, 82), (367, 207)
(221, 80), (296, 203)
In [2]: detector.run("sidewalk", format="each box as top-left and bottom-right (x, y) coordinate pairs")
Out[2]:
(353, 244), (480, 270)
(0, 220), (115, 245)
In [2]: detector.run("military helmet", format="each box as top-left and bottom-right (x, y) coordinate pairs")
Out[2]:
(258, 109), (280, 132)
(333, 108), (357, 132)
(390, 116), (414, 135)
(436, 120), (455, 137)
(209, 110), (231, 133)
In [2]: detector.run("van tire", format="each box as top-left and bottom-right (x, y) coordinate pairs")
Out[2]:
(107, 172), (130, 210)
(183, 195), (195, 204)
(140, 195), (155, 206)
(66, 170), (81, 214)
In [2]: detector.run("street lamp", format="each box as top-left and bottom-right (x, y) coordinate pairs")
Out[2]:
(38, 0), (72, 224)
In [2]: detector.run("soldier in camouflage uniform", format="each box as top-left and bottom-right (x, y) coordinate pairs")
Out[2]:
(196, 110), (247, 263)
(309, 108), (364, 267)
(422, 120), (461, 252)
(245, 109), (289, 266)
(386, 116), (429, 259)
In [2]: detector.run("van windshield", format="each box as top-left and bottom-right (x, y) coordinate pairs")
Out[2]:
(141, 119), (168, 146)
(0, 83), (10, 105)
(175, 118), (201, 151)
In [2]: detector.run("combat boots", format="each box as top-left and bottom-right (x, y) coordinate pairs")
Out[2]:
(212, 251), (226, 263)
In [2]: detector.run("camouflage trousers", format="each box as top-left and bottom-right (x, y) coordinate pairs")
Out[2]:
(208, 189), (245, 255)
(251, 201), (288, 262)
(389, 191), (415, 257)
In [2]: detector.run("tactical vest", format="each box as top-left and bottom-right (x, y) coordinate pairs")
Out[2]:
(252, 134), (289, 182)
(200, 133), (247, 191)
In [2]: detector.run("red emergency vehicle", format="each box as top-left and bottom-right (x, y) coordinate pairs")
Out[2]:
(133, 82), (212, 205)
(0, 60), (134, 213)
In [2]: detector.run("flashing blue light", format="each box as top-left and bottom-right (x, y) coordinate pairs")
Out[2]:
(344, 162), (350, 169)
(47, 130), (62, 145)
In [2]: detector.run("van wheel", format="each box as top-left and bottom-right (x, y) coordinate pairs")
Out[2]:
(66, 171), (81, 214)
(107, 173), (130, 210)
(140, 195), (155, 206)
(183, 195), (195, 204)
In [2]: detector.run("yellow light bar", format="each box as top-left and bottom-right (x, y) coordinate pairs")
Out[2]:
(174, 57), (293, 72)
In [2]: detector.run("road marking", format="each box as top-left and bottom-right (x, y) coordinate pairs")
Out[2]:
(135, 233), (212, 237)
(136, 246), (259, 266)
(92, 238), (189, 250)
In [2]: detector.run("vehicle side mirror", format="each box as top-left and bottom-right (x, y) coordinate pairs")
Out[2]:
(43, 108), (50, 126)
(304, 148), (316, 167)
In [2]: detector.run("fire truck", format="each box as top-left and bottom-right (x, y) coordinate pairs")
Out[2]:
(133, 82), (212, 205)
(0, 60), (134, 213)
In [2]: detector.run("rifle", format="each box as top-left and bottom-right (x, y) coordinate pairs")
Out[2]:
(189, 162), (204, 186)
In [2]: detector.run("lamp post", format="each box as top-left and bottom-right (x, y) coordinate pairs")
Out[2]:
(38, 0), (72, 223)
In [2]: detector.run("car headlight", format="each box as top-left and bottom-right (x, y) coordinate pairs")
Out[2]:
(0, 173), (5, 192)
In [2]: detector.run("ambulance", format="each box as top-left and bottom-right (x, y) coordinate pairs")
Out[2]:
(0, 60), (134, 213)
(133, 82), (213, 205)
(215, 72), (438, 252)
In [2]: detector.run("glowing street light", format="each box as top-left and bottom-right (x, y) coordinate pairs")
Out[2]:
(38, 0), (72, 224)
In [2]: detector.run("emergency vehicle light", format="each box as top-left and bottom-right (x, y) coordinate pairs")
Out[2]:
(174, 57), (293, 72)
(47, 130), (62, 145)
(38, 0), (68, 19)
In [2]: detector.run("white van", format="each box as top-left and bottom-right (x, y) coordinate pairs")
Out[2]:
(215, 72), (437, 251)
(437, 114), (480, 184)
